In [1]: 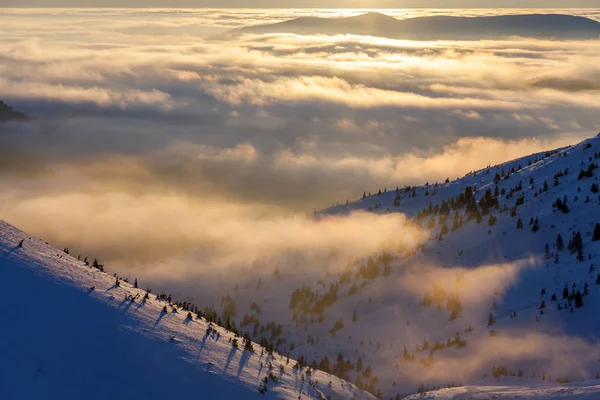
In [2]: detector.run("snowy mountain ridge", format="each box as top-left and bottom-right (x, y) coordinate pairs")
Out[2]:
(5, 133), (600, 399)
(192, 133), (600, 399)
(0, 220), (375, 400)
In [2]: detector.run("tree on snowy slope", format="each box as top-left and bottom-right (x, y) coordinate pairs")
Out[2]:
(593, 224), (600, 242)
(568, 232), (583, 254)
(556, 234), (565, 251)
(575, 291), (584, 308)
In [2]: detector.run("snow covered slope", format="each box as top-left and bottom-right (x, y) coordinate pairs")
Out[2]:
(6, 133), (600, 400)
(0, 220), (375, 400)
(405, 379), (600, 400)
(403, 378), (600, 399)
(184, 134), (600, 399)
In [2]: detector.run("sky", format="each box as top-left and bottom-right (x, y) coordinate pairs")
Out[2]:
(0, 7), (598, 273)
(2, 0), (600, 8)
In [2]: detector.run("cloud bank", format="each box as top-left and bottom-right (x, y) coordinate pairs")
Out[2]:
(0, 8), (598, 274)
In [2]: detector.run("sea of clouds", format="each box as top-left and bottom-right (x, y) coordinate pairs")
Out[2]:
(0, 8), (599, 272)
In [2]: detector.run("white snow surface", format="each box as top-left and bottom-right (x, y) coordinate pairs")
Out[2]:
(404, 378), (600, 399)
(184, 134), (600, 399)
(0, 220), (375, 400)
(6, 134), (600, 399)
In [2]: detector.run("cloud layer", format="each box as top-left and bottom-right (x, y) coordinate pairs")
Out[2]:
(0, 8), (599, 271)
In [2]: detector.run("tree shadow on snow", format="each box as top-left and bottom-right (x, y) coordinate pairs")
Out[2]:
(8, 245), (21, 254)
(2, 245), (22, 258)
(106, 284), (120, 292)
(118, 297), (135, 314)
(194, 334), (209, 364)
(258, 360), (264, 377)
(223, 346), (237, 374)
(236, 350), (251, 377)
(134, 301), (146, 313)
(153, 310), (167, 328)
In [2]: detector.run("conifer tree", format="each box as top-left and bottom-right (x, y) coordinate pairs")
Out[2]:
(577, 248), (585, 262)
(531, 217), (539, 233)
(556, 234), (564, 251)
(575, 291), (584, 308)
(593, 224), (600, 242)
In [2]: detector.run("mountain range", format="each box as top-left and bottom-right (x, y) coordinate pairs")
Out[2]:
(227, 13), (600, 40)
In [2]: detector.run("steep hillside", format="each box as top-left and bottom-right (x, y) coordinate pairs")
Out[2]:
(0, 220), (375, 400)
(190, 134), (600, 399)
(6, 133), (600, 399)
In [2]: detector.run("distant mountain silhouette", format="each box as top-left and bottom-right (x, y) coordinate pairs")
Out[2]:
(0, 100), (27, 122)
(227, 13), (600, 40)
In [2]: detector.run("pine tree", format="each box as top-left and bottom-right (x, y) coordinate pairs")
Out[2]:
(593, 224), (600, 242)
(516, 218), (523, 229)
(556, 234), (564, 251)
(487, 313), (496, 326)
(531, 217), (539, 233)
(569, 232), (583, 254)
(577, 248), (585, 262)
(575, 291), (584, 308)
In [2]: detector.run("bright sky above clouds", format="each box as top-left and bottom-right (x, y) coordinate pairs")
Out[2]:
(2, 0), (600, 8)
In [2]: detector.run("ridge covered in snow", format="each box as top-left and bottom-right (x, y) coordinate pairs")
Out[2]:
(5, 134), (600, 399)
(187, 134), (600, 399)
(0, 220), (375, 400)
